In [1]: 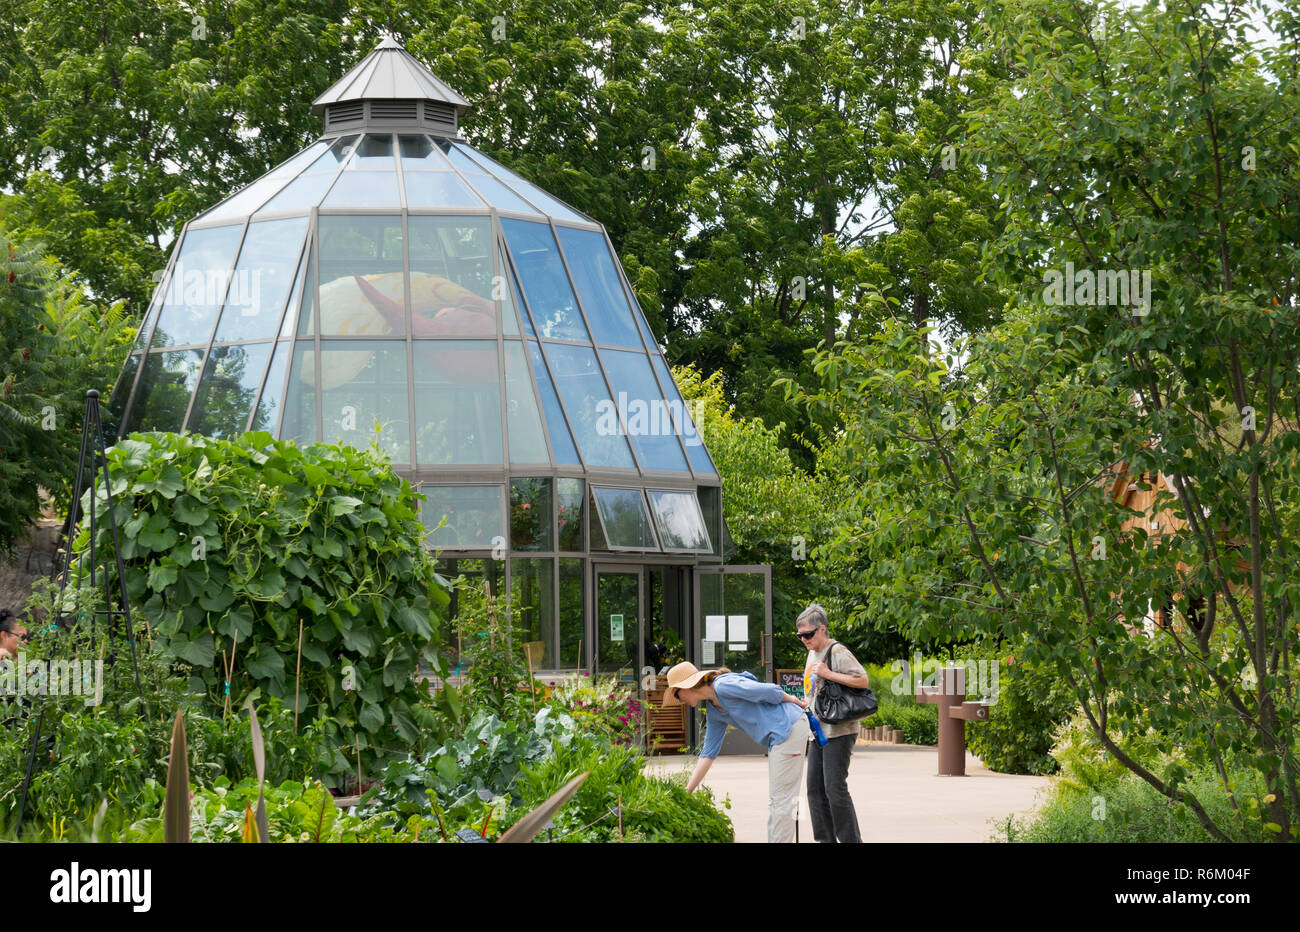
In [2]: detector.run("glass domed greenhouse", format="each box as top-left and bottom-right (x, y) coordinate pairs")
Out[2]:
(109, 37), (770, 702)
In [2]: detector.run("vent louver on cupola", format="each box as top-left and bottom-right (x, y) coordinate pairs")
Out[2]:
(311, 34), (470, 137)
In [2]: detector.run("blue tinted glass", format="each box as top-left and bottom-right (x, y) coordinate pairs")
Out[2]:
(200, 141), (331, 223)
(650, 352), (715, 474)
(457, 145), (590, 223)
(505, 254), (533, 336)
(257, 171), (336, 213)
(526, 342), (579, 464)
(150, 225), (244, 348)
(322, 172), (400, 206)
(556, 227), (640, 348)
(213, 217), (307, 342)
(251, 340), (291, 433)
(600, 349), (688, 471)
(404, 172), (484, 208)
(504, 342), (548, 463)
(541, 342), (634, 468)
(501, 219), (589, 341)
(464, 174), (538, 214)
(188, 342), (273, 438)
(439, 140), (487, 174)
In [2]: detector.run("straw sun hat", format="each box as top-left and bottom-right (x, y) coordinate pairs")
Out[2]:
(661, 661), (711, 707)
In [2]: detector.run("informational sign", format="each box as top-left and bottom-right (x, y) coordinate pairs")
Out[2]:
(702, 640), (716, 664)
(727, 614), (749, 642)
(610, 614), (624, 642)
(778, 669), (805, 700)
(728, 643), (745, 652)
(704, 615), (726, 642)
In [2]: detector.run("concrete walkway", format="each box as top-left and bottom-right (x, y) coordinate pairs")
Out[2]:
(646, 744), (1054, 842)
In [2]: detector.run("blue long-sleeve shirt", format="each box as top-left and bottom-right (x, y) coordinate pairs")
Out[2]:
(700, 671), (803, 758)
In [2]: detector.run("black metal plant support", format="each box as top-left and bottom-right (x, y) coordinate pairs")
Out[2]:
(15, 389), (145, 838)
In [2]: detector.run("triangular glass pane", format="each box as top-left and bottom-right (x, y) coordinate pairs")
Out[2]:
(280, 240), (310, 337)
(526, 341), (579, 464)
(651, 352), (715, 475)
(281, 342), (318, 445)
(499, 246), (518, 336)
(504, 342), (547, 463)
(250, 340), (291, 434)
(196, 140), (329, 224)
(296, 249), (316, 336)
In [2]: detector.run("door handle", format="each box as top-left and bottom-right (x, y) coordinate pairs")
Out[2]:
(760, 631), (766, 667)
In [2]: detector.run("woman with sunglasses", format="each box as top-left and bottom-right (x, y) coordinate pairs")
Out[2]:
(0, 609), (27, 662)
(662, 660), (810, 842)
(799, 603), (869, 843)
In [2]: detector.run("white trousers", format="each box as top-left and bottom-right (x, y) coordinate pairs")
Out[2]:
(767, 715), (810, 843)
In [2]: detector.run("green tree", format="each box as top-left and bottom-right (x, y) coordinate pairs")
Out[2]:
(799, 0), (1300, 841)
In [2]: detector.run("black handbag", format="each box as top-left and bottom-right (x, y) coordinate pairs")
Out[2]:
(814, 640), (878, 724)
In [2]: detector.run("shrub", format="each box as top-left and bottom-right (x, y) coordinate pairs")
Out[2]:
(957, 640), (1077, 775)
(74, 430), (450, 778)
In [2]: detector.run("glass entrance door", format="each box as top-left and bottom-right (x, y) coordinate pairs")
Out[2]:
(694, 565), (772, 680)
(593, 566), (642, 689)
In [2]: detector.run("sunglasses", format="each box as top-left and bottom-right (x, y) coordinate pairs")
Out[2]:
(797, 628), (822, 641)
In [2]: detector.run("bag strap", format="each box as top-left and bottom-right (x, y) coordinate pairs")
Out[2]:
(826, 640), (838, 674)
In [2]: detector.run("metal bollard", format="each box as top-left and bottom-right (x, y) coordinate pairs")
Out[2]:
(915, 666), (992, 776)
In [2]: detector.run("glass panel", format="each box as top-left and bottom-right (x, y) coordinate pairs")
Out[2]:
(188, 343), (273, 438)
(254, 137), (357, 214)
(651, 352), (715, 475)
(559, 558), (584, 670)
(151, 225), (243, 347)
(592, 487), (659, 550)
(437, 139), (487, 174)
(403, 171), (484, 208)
(647, 490), (711, 551)
(499, 247), (518, 336)
(421, 486), (505, 549)
(408, 216), (494, 336)
(399, 134), (448, 168)
(500, 219), (589, 341)
(348, 134), (394, 168)
(589, 490), (609, 550)
(106, 353), (141, 439)
(511, 558), (556, 670)
(464, 174), (538, 214)
(510, 478), (553, 551)
(556, 227), (640, 348)
(296, 249), (316, 336)
(280, 244), (309, 338)
(542, 343), (634, 468)
(321, 172), (399, 207)
(134, 265), (169, 350)
(318, 216), (404, 336)
(281, 342), (317, 445)
(413, 339), (502, 465)
(458, 144), (590, 223)
(697, 485), (722, 558)
(596, 570), (639, 681)
(436, 557), (505, 672)
(556, 478), (584, 551)
(600, 349), (689, 471)
(124, 350), (204, 433)
(250, 341), (291, 433)
(212, 217), (308, 342)
(199, 141), (330, 223)
(526, 342), (580, 465)
(504, 342), (548, 463)
(320, 341), (410, 462)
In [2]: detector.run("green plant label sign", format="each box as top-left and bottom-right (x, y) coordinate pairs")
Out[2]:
(610, 614), (624, 642)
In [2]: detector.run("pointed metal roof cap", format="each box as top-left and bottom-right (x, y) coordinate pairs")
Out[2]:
(311, 35), (471, 116)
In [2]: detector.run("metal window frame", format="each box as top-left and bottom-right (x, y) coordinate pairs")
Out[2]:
(645, 487), (713, 554)
(590, 484), (662, 553)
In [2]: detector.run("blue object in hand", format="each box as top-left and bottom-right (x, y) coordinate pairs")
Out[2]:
(806, 711), (829, 747)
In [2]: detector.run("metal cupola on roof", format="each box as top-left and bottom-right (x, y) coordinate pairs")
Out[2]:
(110, 35), (723, 571)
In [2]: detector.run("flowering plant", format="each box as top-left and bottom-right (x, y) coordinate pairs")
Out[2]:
(543, 675), (643, 745)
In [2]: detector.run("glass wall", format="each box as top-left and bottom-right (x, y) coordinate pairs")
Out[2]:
(511, 557), (556, 670)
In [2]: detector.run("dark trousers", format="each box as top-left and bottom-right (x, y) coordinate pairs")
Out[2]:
(807, 733), (862, 843)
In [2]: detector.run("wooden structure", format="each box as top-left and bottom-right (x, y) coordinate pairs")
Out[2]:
(643, 675), (688, 754)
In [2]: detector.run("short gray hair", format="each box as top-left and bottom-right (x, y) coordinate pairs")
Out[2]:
(796, 604), (828, 631)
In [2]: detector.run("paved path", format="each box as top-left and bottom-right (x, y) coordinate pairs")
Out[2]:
(645, 744), (1054, 842)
